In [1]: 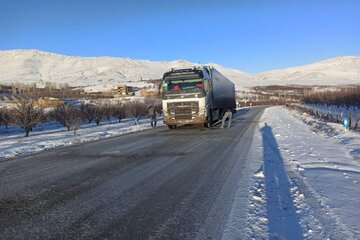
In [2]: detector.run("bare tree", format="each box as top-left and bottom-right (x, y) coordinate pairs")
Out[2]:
(50, 105), (67, 128)
(303, 86), (360, 107)
(0, 108), (14, 129)
(95, 106), (105, 126)
(104, 104), (114, 122)
(13, 101), (44, 137)
(50, 105), (84, 131)
(113, 103), (125, 123)
(125, 101), (147, 125)
(80, 104), (94, 123)
(0, 109), (4, 127)
(80, 104), (106, 126)
(67, 108), (83, 135)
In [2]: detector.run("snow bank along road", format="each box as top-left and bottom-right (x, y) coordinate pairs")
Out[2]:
(1, 106), (359, 239)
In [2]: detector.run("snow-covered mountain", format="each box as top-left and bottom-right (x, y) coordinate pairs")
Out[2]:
(0, 50), (359, 91)
(0, 49), (251, 91)
(254, 56), (360, 85)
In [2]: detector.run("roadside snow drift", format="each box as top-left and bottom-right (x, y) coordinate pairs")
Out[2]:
(238, 106), (359, 239)
(0, 118), (163, 160)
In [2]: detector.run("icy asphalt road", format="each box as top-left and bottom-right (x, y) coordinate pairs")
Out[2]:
(0, 107), (265, 240)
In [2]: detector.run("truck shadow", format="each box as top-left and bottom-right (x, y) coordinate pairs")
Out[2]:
(234, 107), (251, 116)
(260, 123), (304, 239)
(209, 107), (252, 128)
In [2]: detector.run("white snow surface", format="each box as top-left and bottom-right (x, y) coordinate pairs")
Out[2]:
(0, 117), (163, 160)
(234, 106), (360, 239)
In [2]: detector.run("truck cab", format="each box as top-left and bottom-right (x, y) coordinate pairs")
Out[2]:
(161, 66), (236, 129)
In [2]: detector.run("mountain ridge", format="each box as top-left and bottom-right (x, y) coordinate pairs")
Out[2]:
(254, 56), (360, 85)
(0, 49), (359, 91)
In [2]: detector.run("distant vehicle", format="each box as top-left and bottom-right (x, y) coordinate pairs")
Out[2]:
(161, 66), (236, 128)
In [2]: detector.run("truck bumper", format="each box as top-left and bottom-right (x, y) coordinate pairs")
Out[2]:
(164, 114), (207, 125)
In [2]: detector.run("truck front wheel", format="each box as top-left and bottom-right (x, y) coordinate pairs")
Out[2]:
(168, 125), (177, 129)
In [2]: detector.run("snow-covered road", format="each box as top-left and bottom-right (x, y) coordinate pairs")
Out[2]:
(0, 106), (359, 239)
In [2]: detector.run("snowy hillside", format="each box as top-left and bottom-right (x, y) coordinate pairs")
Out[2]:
(0, 49), (251, 91)
(254, 56), (360, 85)
(0, 50), (359, 91)
(207, 62), (254, 87)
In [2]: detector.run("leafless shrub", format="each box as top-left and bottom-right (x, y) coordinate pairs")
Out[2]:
(80, 104), (112, 126)
(250, 85), (309, 104)
(13, 101), (44, 137)
(0, 108), (14, 129)
(113, 103), (125, 123)
(287, 104), (360, 130)
(67, 109), (83, 135)
(124, 101), (147, 124)
(50, 105), (84, 131)
(303, 86), (360, 107)
(90, 105), (106, 126)
(104, 104), (115, 121)
(50, 105), (66, 128)
(80, 104), (95, 123)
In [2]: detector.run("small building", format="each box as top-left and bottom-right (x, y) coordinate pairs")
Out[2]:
(35, 97), (63, 108)
(139, 89), (160, 97)
(114, 84), (135, 96)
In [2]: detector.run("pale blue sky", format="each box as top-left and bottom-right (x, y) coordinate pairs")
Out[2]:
(1, 0), (359, 73)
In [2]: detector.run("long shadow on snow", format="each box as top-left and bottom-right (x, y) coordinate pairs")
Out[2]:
(260, 123), (304, 239)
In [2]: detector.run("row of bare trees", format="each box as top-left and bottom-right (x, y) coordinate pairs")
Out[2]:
(302, 87), (360, 107)
(0, 102), (43, 137)
(49, 105), (83, 134)
(0, 98), (162, 137)
(287, 104), (360, 130)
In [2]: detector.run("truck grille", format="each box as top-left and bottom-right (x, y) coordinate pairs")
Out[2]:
(167, 102), (199, 120)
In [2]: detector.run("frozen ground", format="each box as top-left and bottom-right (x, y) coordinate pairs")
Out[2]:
(1, 106), (359, 239)
(239, 106), (359, 239)
(303, 103), (360, 128)
(0, 117), (163, 160)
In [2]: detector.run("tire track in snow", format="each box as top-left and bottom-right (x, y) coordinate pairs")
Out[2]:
(287, 170), (355, 240)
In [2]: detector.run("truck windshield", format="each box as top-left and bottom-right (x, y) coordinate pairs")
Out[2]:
(163, 79), (204, 93)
